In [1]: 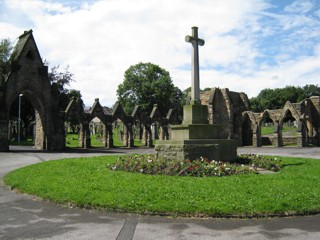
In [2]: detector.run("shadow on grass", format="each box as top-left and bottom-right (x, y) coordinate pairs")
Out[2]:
(281, 162), (305, 168)
(8, 145), (155, 155)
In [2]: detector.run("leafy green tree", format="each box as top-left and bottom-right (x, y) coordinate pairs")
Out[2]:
(302, 84), (320, 99)
(117, 62), (183, 115)
(250, 84), (320, 112)
(63, 89), (83, 133)
(0, 38), (13, 83)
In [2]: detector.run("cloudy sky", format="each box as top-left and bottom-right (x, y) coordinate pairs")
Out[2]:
(1, 0), (320, 107)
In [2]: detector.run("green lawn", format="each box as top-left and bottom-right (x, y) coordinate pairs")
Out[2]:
(66, 130), (147, 148)
(4, 155), (320, 217)
(9, 138), (34, 146)
(261, 125), (297, 136)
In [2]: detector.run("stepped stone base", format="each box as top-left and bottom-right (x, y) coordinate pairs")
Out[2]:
(155, 139), (237, 162)
(155, 103), (238, 162)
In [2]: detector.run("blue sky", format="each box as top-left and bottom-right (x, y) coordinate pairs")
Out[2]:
(0, 0), (320, 106)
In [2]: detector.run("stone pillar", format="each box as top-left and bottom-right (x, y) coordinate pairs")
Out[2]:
(79, 122), (91, 148)
(151, 123), (159, 139)
(297, 120), (307, 147)
(0, 112), (9, 151)
(125, 123), (134, 148)
(78, 124), (84, 148)
(123, 125), (128, 147)
(160, 124), (169, 140)
(144, 124), (153, 147)
(107, 123), (113, 148)
(34, 110), (46, 150)
(315, 127), (320, 147)
(252, 124), (261, 147)
(273, 122), (283, 147)
(102, 124), (107, 147)
(84, 123), (91, 148)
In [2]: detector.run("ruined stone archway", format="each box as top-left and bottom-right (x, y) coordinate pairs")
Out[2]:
(0, 30), (65, 151)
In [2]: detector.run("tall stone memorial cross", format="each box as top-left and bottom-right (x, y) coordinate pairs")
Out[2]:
(185, 26), (205, 105)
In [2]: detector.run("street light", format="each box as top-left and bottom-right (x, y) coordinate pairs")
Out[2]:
(18, 93), (23, 144)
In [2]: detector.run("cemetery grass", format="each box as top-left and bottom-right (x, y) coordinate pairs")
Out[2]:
(261, 126), (297, 135)
(66, 132), (147, 148)
(4, 155), (320, 218)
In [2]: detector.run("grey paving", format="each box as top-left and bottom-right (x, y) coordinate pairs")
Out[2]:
(0, 146), (320, 239)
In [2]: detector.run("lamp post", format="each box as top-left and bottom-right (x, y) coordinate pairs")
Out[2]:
(18, 93), (23, 144)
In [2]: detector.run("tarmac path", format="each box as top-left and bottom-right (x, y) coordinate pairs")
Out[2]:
(0, 146), (320, 240)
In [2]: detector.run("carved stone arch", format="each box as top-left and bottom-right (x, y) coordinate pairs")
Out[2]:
(259, 109), (283, 126)
(90, 98), (106, 124)
(132, 105), (145, 142)
(112, 102), (127, 123)
(65, 97), (91, 148)
(8, 90), (51, 149)
(282, 101), (301, 124)
(0, 30), (65, 151)
(112, 102), (134, 147)
(88, 98), (109, 147)
(280, 108), (300, 126)
(149, 104), (163, 143)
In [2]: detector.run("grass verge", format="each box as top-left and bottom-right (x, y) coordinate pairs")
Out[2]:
(4, 155), (320, 218)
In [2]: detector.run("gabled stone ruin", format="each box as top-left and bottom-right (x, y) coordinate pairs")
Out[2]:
(0, 30), (65, 151)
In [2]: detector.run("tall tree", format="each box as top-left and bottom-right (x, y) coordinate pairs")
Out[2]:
(0, 38), (13, 83)
(117, 62), (183, 115)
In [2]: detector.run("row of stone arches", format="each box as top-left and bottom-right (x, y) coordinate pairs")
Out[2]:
(0, 30), (179, 152)
(241, 97), (320, 147)
(65, 98), (179, 149)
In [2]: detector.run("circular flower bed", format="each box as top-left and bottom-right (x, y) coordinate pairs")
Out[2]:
(109, 154), (281, 177)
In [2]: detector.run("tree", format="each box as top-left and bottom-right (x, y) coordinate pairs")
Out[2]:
(117, 62), (183, 115)
(64, 89), (83, 133)
(250, 84), (320, 112)
(44, 60), (75, 94)
(0, 38), (13, 83)
(302, 84), (320, 99)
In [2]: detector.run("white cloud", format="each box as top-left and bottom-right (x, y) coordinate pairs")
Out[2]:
(284, 0), (314, 14)
(1, 0), (320, 106)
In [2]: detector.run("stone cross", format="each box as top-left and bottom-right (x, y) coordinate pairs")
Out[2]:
(185, 26), (205, 105)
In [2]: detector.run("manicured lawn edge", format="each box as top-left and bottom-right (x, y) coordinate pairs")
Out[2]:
(4, 155), (320, 218)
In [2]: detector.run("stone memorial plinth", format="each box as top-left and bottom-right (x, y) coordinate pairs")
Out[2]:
(155, 27), (237, 162)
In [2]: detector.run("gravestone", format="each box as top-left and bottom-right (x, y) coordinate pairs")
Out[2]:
(155, 27), (237, 161)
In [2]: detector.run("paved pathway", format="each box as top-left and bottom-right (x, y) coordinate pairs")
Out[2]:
(1, 146), (320, 239)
